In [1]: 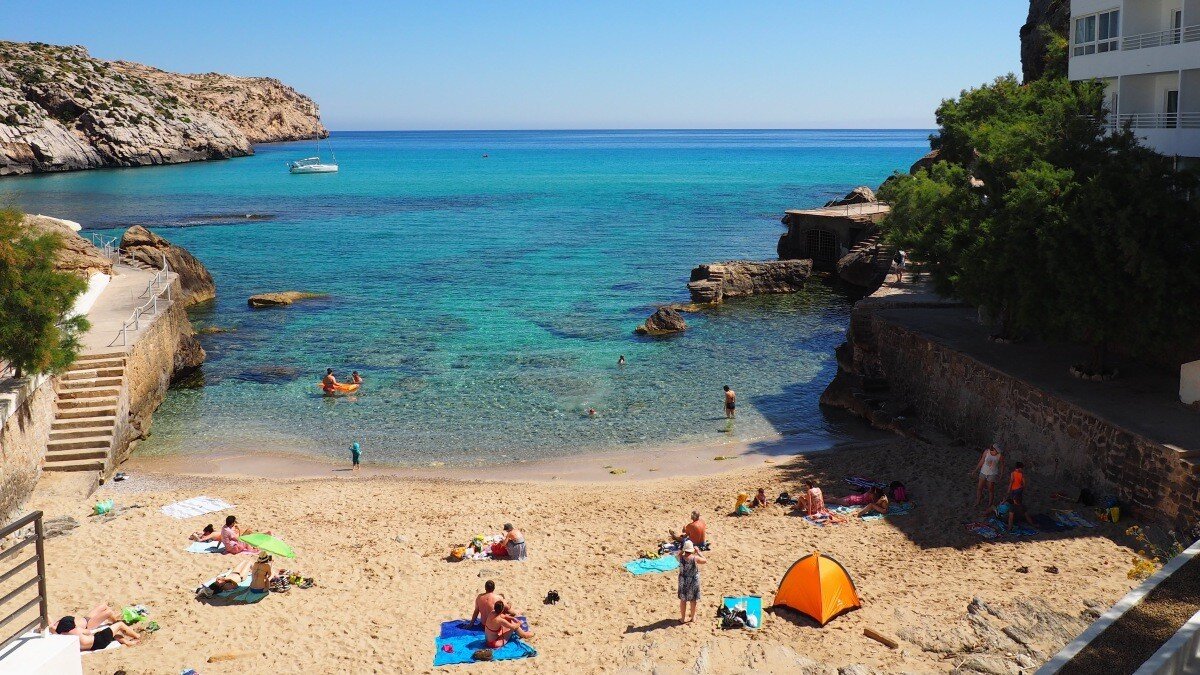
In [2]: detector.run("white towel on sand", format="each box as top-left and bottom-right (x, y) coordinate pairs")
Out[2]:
(160, 496), (234, 520)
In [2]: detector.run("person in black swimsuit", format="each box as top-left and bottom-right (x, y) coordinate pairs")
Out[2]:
(54, 615), (141, 651)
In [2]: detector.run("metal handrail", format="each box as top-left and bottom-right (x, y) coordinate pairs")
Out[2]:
(1119, 25), (1200, 50)
(0, 511), (49, 657)
(107, 254), (173, 348)
(1117, 112), (1200, 129)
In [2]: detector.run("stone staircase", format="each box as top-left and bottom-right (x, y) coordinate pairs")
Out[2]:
(44, 352), (125, 474)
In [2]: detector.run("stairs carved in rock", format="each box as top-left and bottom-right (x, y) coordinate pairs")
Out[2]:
(44, 352), (125, 474)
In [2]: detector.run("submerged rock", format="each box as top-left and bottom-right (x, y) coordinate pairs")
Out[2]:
(635, 306), (687, 335)
(247, 291), (328, 307)
(121, 225), (215, 306)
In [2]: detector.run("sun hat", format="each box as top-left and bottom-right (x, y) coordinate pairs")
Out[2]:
(682, 540), (695, 553)
(257, 551), (271, 563)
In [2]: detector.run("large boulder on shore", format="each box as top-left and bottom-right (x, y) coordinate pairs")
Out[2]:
(120, 226), (215, 306)
(824, 186), (876, 207)
(248, 291), (327, 308)
(21, 215), (113, 279)
(636, 306), (687, 335)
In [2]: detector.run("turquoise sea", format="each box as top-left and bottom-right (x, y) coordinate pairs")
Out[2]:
(1, 130), (928, 465)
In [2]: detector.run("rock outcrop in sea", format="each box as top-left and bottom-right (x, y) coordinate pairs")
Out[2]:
(635, 306), (687, 335)
(248, 291), (327, 308)
(687, 260), (813, 304)
(0, 41), (325, 175)
(120, 225), (215, 306)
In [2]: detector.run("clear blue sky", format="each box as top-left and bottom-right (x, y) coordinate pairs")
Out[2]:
(3, 1), (1028, 130)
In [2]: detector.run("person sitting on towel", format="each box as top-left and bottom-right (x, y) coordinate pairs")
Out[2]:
(471, 580), (515, 626)
(54, 615), (140, 651)
(669, 511), (706, 547)
(484, 601), (534, 647)
(855, 488), (890, 518)
(987, 497), (1035, 531)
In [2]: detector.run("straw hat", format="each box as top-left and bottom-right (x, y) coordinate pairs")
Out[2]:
(682, 540), (695, 553)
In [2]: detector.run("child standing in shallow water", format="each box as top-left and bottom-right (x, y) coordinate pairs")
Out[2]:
(350, 442), (361, 469)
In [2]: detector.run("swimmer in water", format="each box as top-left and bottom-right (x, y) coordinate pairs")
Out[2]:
(617, 355), (626, 366)
(351, 371), (363, 385)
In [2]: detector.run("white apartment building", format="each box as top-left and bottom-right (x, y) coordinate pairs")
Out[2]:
(1069, 0), (1200, 165)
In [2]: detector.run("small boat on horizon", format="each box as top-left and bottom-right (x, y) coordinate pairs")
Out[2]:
(289, 137), (338, 174)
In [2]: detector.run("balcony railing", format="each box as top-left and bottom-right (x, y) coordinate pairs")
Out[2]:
(0, 512), (50, 657)
(1120, 25), (1200, 50)
(1116, 112), (1200, 129)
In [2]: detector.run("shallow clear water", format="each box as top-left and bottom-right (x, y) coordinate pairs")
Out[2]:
(2, 130), (928, 464)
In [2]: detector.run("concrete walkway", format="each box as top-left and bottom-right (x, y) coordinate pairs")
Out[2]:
(79, 264), (175, 354)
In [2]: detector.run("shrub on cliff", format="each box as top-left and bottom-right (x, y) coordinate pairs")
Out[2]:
(880, 75), (1200, 371)
(0, 208), (90, 377)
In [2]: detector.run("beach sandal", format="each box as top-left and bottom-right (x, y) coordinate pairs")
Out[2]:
(296, 577), (314, 589)
(269, 576), (291, 593)
(1016, 566), (1029, 573)
(1044, 565), (1060, 574)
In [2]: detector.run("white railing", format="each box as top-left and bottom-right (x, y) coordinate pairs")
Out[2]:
(1120, 25), (1200, 50)
(1115, 112), (1200, 129)
(107, 254), (172, 348)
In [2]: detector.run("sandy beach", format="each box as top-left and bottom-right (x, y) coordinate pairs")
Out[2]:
(28, 438), (1139, 674)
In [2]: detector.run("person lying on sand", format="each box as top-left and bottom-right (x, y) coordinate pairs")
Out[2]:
(855, 488), (889, 518)
(669, 511), (706, 547)
(55, 604), (124, 633)
(471, 580), (516, 626)
(484, 601), (533, 647)
(189, 524), (219, 542)
(198, 558), (256, 596)
(53, 616), (140, 651)
(799, 481), (846, 524)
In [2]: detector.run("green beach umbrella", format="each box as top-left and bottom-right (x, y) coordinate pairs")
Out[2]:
(239, 533), (296, 559)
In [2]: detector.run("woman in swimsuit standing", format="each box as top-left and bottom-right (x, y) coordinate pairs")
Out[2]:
(973, 443), (1005, 507)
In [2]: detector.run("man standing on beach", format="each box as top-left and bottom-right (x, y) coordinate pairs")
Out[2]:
(723, 385), (736, 419)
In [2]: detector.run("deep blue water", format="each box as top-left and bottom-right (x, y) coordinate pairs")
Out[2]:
(1, 130), (928, 464)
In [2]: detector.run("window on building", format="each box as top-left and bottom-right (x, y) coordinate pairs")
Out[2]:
(1166, 89), (1179, 127)
(1173, 9), (1183, 44)
(1074, 10), (1120, 55)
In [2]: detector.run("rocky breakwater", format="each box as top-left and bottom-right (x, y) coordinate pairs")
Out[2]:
(248, 291), (328, 308)
(120, 225), (215, 306)
(686, 259), (813, 304)
(0, 41), (324, 175)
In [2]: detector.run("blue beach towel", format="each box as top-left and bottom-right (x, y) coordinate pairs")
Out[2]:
(187, 541), (224, 554)
(198, 572), (268, 603)
(1033, 513), (1073, 532)
(722, 595), (763, 630)
(624, 556), (679, 575)
(830, 502), (915, 521)
(433, 619), (536, 667)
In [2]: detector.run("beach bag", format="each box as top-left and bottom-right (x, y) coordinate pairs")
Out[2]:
(93, 500), (114, 516)
(449, 546), (466, 561)
(472, 649), (494, 661)
(889, 482), (908, 503)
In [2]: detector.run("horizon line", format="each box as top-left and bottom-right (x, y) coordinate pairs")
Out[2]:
(318, 127), (937, 133)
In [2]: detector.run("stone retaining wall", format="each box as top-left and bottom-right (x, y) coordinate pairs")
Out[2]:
(109, 278), (200, 475)
(856, 311), (1200, 533)
(0, 377), (55, 524)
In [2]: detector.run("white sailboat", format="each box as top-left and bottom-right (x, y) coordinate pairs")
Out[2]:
(289, 137), (338, 174)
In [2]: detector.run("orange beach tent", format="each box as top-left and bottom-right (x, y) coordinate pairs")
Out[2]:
(772, 551), (861, 625)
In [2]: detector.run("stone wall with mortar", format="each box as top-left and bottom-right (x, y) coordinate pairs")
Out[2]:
(108, 278), (197, 476)
(0, 378), (55, 524)
(860, 312), (1200, 533)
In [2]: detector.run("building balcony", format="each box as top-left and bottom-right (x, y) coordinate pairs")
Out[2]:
(1104, 112), (1200, 129)
(1122, 25), (1200, 50)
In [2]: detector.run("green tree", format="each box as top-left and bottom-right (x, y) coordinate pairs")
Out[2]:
(0, 208), (90, 377)
(881, 75), (1200, 372)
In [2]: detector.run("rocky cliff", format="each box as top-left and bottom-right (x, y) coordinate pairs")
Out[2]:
(0, 41), (325, 176)
(22, 214), (113, 278)
(1020, 0), (1070, 82)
